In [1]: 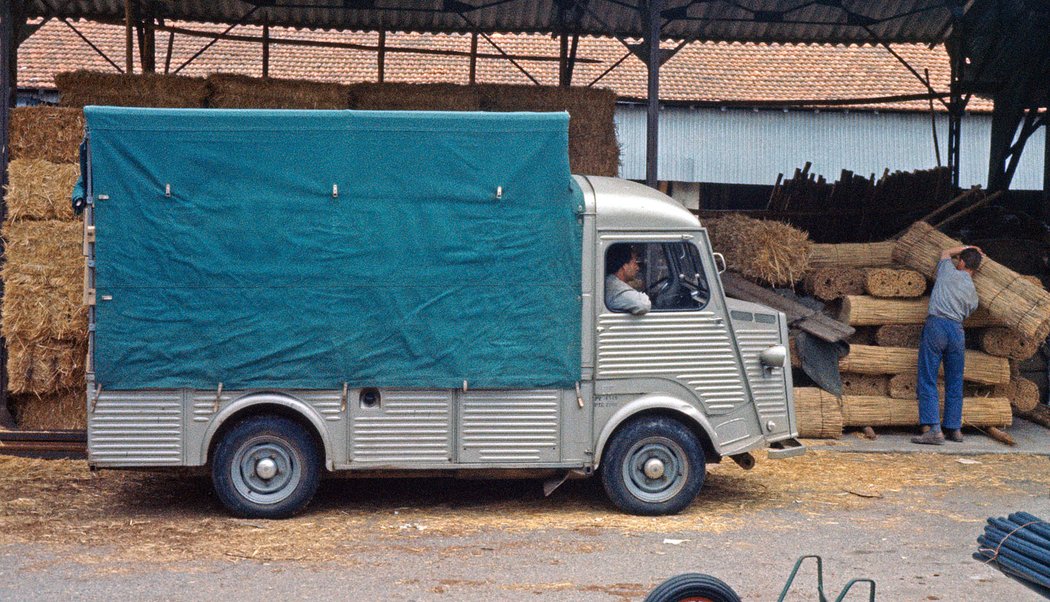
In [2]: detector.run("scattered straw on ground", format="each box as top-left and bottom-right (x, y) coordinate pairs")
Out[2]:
(0, 451), (1046, 566)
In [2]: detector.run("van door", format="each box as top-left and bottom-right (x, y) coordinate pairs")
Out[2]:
(595, 236), (759, 448)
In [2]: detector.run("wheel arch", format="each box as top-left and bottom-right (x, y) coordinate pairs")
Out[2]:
(594, 396), (721, 470)
(202, 393), (333, 470)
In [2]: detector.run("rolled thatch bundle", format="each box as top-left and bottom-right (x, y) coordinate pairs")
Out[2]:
(1, 221), (87, 343)
(836, 295), (1005, 327)
(807, 242), (895, 269)
(838, 344), (1010, 385)
(875, 324), (924, 348)
(209, 73), (349, 109)
(847, 326), (877, 345)
(478, 84), (620, 177)
(792, 387), (843, 438)
(706, 214), (811, 286)
(864, 268), (927, 298)
(10, 388), (86, 430)
(348, 82), (479, 111)
(803, 267), (865, 301)
(840, 373), (889, 396)
(6, 337), (86, 394)
(840, 394), (1011, 428)
(978, 327), (1040, 360)
(4, 159), (80, 222)
(894, 222), (1050, 341)
(9, 107), (85, 163)
(56, 70), (207, 108)
(887, 373), (995, 400)
(995, 377), (1041, 413)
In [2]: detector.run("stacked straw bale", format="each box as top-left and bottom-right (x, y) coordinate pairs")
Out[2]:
(706, 214), (812, 286)
(349, 82), (480, 111)
(793, 388), (843, 438)
(56, 70), (208, 108)
(210, 73), (349, 109)
(2, 108), (87, 430)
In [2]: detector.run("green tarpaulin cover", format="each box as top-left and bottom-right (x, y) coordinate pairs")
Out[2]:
(82, 107), (583, 390)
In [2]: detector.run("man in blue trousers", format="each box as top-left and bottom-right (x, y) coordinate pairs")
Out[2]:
(912, 245), (983, 445)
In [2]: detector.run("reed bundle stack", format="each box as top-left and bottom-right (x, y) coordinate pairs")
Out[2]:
(808, 242), (895, 269)
(210, 73), (349, 109)
(792, 388), (843, 438)
(706, 214), (812, 286)
(803, 267), (865, 301)
(874, 324), (924, 348)
(840, 373), (889, 396)
(894, 222), (1050, 341)
(840, 395), (1011, 428)
(886, 374), (994, 400)
(838, 345), (1010, 385)
(863, 268), (927, 298)
(55, 70), (207, 108)
(978, 327), (1041, 361)
(837, 295), (1004, 327)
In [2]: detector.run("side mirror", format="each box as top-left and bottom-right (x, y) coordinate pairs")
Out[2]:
(759, 344), (787, 368)
(713, 252), (727, 274)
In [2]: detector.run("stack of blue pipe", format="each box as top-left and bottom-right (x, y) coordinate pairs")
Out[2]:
(974, 512), (1050, 598)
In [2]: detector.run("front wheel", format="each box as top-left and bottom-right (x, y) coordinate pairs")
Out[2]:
(644, 573), (741, 602)
(600, 416), (706, 516)
(211, 415), (321, 519)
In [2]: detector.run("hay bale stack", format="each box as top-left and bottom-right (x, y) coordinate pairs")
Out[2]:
(349, 82), (480, 111)
(875, 324), (924, 348)
(793, 387), (843, 438)
(478, 84), (620, 177)
(837, 295), (1004, 327)
(803, 267), (865, 301)
(6, 338), (86, 394)
(838, 344), (1010, 385)
(56, 70), (207, 108)
(864, 268), (927, 298)
(706, 214), (811, 286)
(840, 394), (1011, 428)
(9, 389), (85, 431)
(9, 107), (84, 163)
(840, 373), (889, 396)
(209, 73), (349, 109)
(887, 373), (995, 400)
(894, 222), (1050, 341)
(4, 160), (80, 222)
(978, 327), (1040, 360)
(808, 242), (895, 269)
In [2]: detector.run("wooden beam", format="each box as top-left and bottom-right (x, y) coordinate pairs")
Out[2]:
(124, 0), (133, 74)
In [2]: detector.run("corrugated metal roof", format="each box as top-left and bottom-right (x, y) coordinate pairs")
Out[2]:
(25, 0), (957, 44)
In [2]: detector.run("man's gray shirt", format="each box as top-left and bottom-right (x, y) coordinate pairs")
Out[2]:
(605, 275), (651, 315)
(927, 258), (978, 322)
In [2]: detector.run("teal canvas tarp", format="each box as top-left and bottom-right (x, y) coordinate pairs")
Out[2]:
(83, 107), (583, 390)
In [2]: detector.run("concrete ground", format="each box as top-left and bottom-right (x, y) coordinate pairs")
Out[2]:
(809, 416), (1050, 456)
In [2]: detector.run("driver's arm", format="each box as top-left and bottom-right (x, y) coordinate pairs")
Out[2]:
(606, 276), (651, 315)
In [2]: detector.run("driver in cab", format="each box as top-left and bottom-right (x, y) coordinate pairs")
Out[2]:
(605, 245), (651, 315)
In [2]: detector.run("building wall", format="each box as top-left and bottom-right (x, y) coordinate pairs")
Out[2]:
(616, 105), (1047, 191)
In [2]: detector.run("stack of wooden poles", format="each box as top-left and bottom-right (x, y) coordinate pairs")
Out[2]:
(794, 223), (1049, 439)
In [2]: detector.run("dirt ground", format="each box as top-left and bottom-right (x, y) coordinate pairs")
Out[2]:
(1, 450), (1048, 600)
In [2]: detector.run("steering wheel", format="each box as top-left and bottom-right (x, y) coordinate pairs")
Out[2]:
(647, 277), (672, 298)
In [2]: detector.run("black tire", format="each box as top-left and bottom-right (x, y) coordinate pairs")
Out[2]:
(600, 416), (705, 516)
(211, 415), (321, 519)
(644, 573), (741, 602)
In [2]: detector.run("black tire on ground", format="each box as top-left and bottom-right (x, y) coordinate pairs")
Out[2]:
(644, 573), (742, 602)
(600, 416), (706, 516)
(211, 415), (321, 519)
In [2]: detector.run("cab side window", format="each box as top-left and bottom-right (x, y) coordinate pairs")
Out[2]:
(604, 242), (710, 313)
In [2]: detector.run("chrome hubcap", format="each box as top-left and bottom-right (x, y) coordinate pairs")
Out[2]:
(255, 457), (278, 480)
(643, 458), (666, 479)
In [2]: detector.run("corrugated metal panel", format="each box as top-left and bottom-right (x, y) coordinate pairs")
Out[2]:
(351, 390), (452, 464)
(459, 390), (560, 463)
(734, 326), (789, 423)
(616, 105), (1047, 190)
(89, 390), (183, 465)
(25, 0), (954, 43)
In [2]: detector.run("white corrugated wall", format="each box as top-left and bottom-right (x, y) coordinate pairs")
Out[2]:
(615, 105), (1046, 190)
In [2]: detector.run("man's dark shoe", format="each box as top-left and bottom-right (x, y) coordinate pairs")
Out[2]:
(911, 430), (945, 445)
(945, 429), (964, 443)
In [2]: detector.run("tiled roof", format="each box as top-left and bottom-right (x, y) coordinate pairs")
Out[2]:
(18, 19), (991, 112)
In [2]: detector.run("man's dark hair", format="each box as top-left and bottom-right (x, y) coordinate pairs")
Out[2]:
(606, 244), (635, 275)
(960, 248), (982, 271)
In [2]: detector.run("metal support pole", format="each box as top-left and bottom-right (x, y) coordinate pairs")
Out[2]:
(1044, 119), (1050, 219)
(644, 0), (662, 188)
(947, 51), (963, 190)
(262, 18), (270, 78)
(377, 30), (386, 83)
(0, 0), (15, 429)
(124, 0), (134, 74)
(559, 32), (568, 86)
(468, 32), (478, 84)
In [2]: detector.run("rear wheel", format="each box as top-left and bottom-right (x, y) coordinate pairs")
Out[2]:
(644, 573), (741, 602)
(600, 416), (705, 516)
(211, 415), (321, 519)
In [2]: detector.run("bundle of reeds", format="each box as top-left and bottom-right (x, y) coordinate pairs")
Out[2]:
(863, 268), (927, 298)
(887, 373), (995, 400)
(792, 387), (843, 438)
(874, 324), (924, 348)
(838, 344), (1010, 385)
(807, 242), (895, 269)
(706, 214), (812, 286)
(9, 107), (84, 163)
(803, 267), (865, 301)
(978, 327), (1041, 361)
(4, 160), (80, 222)
(894, 222), (1050, 341)
(837, 295), (1004, 327)
(56, 70), (208, 108)
(840, 373), (889, 396)
(995, 377), (1041, 413)
(210, 73), (349, 109)
(840, 394), (1011, 428)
